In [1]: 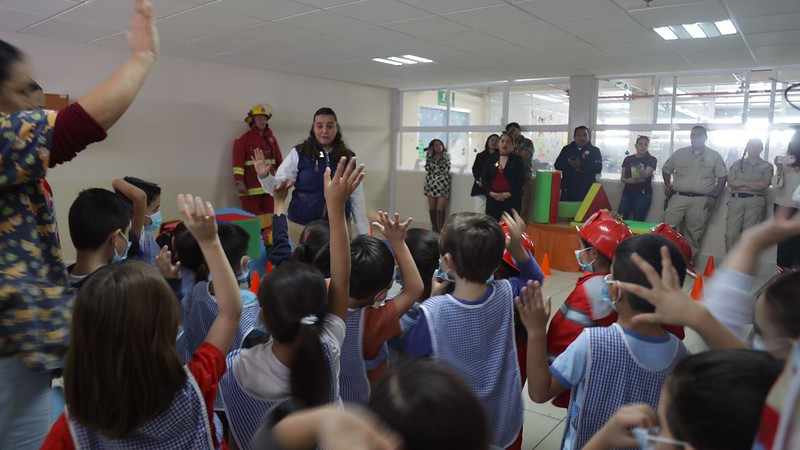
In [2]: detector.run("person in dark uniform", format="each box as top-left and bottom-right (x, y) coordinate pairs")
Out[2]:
(554, 126), (603, 201)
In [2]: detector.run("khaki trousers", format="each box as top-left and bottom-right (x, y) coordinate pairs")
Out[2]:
(725, 195), (766, 251)
(664, 195), (710, 260)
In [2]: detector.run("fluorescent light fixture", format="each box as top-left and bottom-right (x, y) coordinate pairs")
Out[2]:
(372, 58), (402, 66)
(715, 19), (737, 35)
(682, 23), (707, 39)
(387, 56), (418, 64)
(531, 94), (561, 103)
(402, 54), (433, 63)
(654, 27), (678, 40)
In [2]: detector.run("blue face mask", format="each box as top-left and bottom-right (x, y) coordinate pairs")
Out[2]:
(145, 210), (162, 233)
(632, 427), (688, 449)
(574, 248), (596, 273)
(601, 275), (619, 310)
(237, 257), (251, 285)
(112, 234), (131, 264)
(435, 257), (455, 282)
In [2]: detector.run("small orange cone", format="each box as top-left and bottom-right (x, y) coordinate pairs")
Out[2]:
(583, 271), (592, 276)
(250, 270), (261, 294)
(541, 253), (552, 277)
(266, 261), (273, 273)
(703, 256), (715, 277)
(690, 275), (704, 300)
(369, 225), (374, 237)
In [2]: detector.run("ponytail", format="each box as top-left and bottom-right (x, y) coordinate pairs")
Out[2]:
(290, 320), (331, 407)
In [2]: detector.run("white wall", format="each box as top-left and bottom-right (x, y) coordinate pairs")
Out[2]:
(0, 31), (392, 263)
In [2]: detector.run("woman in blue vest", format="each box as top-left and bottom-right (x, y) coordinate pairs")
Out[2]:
(258, 107), (369, 245)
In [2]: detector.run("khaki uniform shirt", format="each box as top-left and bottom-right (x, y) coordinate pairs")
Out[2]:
(662, 146), (728, 194)
(729, 157), (773, 193)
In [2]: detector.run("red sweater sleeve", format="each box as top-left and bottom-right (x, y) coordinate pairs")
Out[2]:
(41, 414), (75, 450)
(49, 103), (108, 168)
(187, 342), (227, 449)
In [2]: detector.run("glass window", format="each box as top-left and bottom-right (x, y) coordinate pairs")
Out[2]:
(402, 90), (447, 127)
(769, 129), (800, 162)
(597, 77), (656, 125)
(656, 76), (675, 125)
(398, 131), (446, 171)
(747, 70), (774, 124)
(595, 131), (671, 180)
(508, 83), (570, 126)
(674, 73), (746, 124)
(525, 131), (569, 170)
(774, 69), (800, 124)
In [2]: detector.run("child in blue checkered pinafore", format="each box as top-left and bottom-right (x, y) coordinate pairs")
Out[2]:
(519, 233), (691, 450)
(404, 211), (544, 449)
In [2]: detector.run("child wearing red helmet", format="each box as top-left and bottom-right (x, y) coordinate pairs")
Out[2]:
(546, 211), (633, 407)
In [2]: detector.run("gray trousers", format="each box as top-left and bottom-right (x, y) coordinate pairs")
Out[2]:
(664, 195), (710, 261)
(725, 195), (766, 251)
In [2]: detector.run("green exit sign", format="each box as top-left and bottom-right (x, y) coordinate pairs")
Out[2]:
(437, 90), (455, 106)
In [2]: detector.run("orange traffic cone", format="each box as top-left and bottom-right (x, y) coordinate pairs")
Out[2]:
(266, 261), (273, 273)
(541, 253), (552, 277)
(703, 256), (715, 277)
(690, 275), (704, 300)
(250, 270), (261, 294)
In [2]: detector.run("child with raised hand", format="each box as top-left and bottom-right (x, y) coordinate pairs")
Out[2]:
(338, 211), (423, 403)
(116, 176), (163, 266)
(219, 157), (364, 450)
(43, 194), (241, 449)
(517, 233), (691, 450)
(582, 350), (782, 450)
(404, 209), (542, 449)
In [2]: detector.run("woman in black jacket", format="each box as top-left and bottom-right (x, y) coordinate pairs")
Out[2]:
(481, 132), (526, 221)
(471, 134), (499, 213)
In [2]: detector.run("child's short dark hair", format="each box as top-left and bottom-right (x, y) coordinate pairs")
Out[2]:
(176, 223), (249, 280)
(405, 228), (440, 299)
(291, 220), (330, 265)
(612, 234), (687, 313)
(123, 176), (161, 207)
(368, 359), (489, 450)
(68, 188), (133, 251)
(761, 271), (800, 338)
(349, 235), (395, 301)
(439, 212), (505, 283)
(665, 350), (782, 450)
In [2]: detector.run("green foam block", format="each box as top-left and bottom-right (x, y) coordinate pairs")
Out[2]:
(558, 202), (582, 219)
(533, 171), (553, 223)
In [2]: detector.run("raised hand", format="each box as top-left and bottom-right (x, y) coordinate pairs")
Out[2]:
(324, 157), (365, 207)
(372, 211), (412, 244)
(617, 246), (701, 327)
(501, 209), (526, 247)
(515, 280), (550, 335)
(155, 245), (181, 279)
(251, 147), (274, 180)
(177, 194), (217, 243)
(127, 0), (159, 58)
(584, 404), (658, 449)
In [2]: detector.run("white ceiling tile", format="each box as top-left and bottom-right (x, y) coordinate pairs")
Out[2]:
(0, 0), (78, 17)
(483, 22), (568, 47)
(205, 0), (315, 21)
(151, 0), (202, 18)
(514, 0), (620, 21)
(611, 0), (710, 11)
(60, 1), (140, 30)
(667, 35), (748, 52)
(329, 0), (429, 23)
(292, 0), (369, 8)
(161, 40), (230, 58)
(0, 7), (46, 30)
(724, 0), (799, 20)
(273, 10), (368, 33)
(394, 0), (505, 15)
(617, 51), (689, 67)
(330, 26), (416, 46)
(745, 30), (800, 48)
(427, 30), (522, 56)
(628, 1), (729, 28)
(442, 4), (539, 30)
(157, 6), (263, 40)
(522, 35), (597, 53)
(752, 44), (800, 59)
(23, 17), (123, 42)
(580, 29), (662, 47)
(737, 12), (800, 34)
(92, 31), (183, 48)
(604, 42), (682, 57)
(572, 56), (637, 74)
(553, 12), (642, 35)
(382, 16), (470, 37)
(188, 22), (320, 50)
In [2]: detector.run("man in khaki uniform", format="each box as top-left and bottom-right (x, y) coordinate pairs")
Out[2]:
(725, 138), (773, 250)
(662, 126), (728, 260)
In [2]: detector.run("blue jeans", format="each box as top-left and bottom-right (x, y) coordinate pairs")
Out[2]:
(0, 357), (54, 449)
(618, 192), (653, 221)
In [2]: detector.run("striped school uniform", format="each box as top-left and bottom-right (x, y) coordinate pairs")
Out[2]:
(339, 308), (389, 403)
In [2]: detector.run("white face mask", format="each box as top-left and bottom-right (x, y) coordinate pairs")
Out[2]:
(632, 427), (688, 449)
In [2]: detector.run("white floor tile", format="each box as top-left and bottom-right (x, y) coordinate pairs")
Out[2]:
(522, 384), (567, 420)
(533, 421), (565, 450)
(521, 410), (562, 450)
